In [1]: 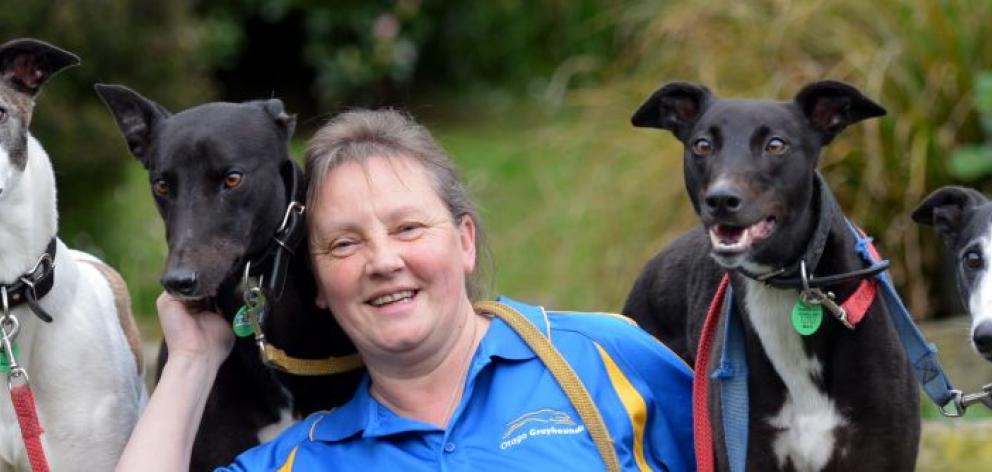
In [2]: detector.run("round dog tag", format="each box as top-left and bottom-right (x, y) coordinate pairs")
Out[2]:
(233, 306), (254, 337)
(0, 343), (20, 374)
(791, 300), (823, 336)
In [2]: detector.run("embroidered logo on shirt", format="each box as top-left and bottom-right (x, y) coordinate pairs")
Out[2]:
(499, 408), (586, 450)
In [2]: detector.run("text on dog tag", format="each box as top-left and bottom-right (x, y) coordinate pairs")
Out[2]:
(791, 300), (823, 336)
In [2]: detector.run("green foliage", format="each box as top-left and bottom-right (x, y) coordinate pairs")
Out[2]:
(950, 72), (992, 181)
(197, 0), (619, 106)
(0, 0), (212, 316)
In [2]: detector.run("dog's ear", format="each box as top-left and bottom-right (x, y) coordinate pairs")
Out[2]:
(794, 80), (886, 145)
(94, 84), (171, 165)
(0, 38), (79, 97)
(261, 99), (296, 140)
(912, 186), (988, 245)
(631, 82), (711, 140)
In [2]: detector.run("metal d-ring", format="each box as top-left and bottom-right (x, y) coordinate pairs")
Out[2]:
(0, 286), (8, 320)
(276, 201), (305, 234)
(798, 259), (822, 304)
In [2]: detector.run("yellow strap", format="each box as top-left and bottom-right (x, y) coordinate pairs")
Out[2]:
(262, 344), (364, 376)
(474, 301), (622, 472)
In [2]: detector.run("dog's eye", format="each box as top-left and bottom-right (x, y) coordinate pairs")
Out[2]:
(691, 138), (713, 156)
(0, 107), (7, 123)
(766, 138), (788, 155)
(152, 179), (170, 197)
(964, 250), (985, 271)
(224, 171), (243, 189)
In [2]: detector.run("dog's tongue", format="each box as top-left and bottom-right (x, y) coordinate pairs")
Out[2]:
(710, 217), (776, 253)
(714, 225), (746, 245)
(710, 225), (752, 253)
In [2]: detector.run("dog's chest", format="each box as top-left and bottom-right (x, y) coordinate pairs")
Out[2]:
(742, 280), (846, 471)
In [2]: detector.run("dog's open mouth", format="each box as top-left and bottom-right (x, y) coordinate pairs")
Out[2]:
(709, 216), (777, 254)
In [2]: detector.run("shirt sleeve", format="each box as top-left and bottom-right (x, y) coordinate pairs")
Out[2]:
(593, 317), (696, 472)
(214, 415), (317, 472)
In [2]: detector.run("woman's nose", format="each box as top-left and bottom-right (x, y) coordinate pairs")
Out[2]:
(365, 239), (404, 276)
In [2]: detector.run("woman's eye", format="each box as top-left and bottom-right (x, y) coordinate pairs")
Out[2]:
(224, 171), (244, 189)
(153, 178), (170, 197)
(329, 240), (358, 257)
(396, 223), (425, 240)
(766, 137), (788, 155)
(691, 138), (713, 156)
(964, 250), (985, 271)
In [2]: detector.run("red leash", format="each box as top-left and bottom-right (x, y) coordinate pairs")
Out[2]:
(692, 243), (881, 471)
(693, 273), (730, 472)
(0, 299), (51, 472)
(10, 377), (50, 472)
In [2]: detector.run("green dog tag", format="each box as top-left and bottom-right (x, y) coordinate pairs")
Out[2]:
(232, 305), (254, 337)
(0, 343), (20, 374)
(791, 300), (823, 336)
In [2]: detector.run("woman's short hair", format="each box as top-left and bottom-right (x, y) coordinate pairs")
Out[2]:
(304, 108), (489, 299)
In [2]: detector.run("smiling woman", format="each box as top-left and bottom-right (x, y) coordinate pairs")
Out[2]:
(116, 109), (696, 472)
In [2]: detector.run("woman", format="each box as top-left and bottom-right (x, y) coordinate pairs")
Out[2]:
(117, 109), (694, 471)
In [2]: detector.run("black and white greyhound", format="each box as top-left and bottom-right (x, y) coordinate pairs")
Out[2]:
(95, 85), (363, 471)
(624, 81), (919, 471)
(913, 186), (992, 362)
(0, 39), (146, 470)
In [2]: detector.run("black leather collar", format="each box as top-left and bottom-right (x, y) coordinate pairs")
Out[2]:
(1, 238), (57, 322)
(736, 173), (889, 289)
(245, 161), (306, 302)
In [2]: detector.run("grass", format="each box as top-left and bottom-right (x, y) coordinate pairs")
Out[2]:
(424, 97), (697, 311)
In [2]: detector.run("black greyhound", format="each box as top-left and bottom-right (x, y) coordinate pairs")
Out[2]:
(913, 186), (992, 362)
(624, 81), (919, 471)
(95, 85), (363, 471)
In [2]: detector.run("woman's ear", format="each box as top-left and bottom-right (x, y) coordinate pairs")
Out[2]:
(458, 215), (477, 274)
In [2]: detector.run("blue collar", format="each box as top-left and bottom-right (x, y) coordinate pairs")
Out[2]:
(310, 296), (543, 442)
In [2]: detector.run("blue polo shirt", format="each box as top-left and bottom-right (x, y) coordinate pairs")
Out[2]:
(218, 297), (694, 471)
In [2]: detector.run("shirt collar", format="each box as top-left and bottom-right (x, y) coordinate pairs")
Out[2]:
(310, 295), (543, 442)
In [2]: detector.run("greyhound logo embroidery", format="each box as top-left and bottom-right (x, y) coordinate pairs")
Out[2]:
(499, 408), (585, 450)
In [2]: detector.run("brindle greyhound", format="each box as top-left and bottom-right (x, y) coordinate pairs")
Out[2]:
(624, 81), (919, 471)
(95, 84), (363, 471)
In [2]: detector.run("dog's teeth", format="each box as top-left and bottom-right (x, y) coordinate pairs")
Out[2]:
(371, 290), (415, 307)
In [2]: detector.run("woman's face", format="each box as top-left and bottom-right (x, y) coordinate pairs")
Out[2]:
(308, 154), (477, 360)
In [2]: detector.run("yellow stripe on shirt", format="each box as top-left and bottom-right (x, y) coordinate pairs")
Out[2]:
(277, 446), (299, 472)
(595, 343), (651, 471)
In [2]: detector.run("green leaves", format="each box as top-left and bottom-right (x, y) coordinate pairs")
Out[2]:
(949, 146), (992, 182)
(950, 71), (992, 181)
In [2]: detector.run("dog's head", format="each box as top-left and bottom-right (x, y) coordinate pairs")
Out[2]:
(632, 80), (885, 270)
(913, 186), (992, 362)
(0, 39), (78, 199)
(95, 84), (297, 302)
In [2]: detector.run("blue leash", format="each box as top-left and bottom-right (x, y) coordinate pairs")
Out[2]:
(714, 220), (965, 471)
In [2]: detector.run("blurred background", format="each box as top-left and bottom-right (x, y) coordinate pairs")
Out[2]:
(4, 0), (992, 464)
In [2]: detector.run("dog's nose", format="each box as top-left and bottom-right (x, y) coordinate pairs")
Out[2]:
(704, 189), (743, 214)
(973, 321), (992, 355)
(161, 270), (199, 296)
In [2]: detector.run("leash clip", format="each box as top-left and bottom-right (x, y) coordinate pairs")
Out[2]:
(799, 260), (849, 327)
(241, 262), (271, 363)
(941, 384), (992, 417)
(0, 288), (25, 389)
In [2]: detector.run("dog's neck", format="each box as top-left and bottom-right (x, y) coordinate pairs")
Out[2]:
(0, 134), (57, 282)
